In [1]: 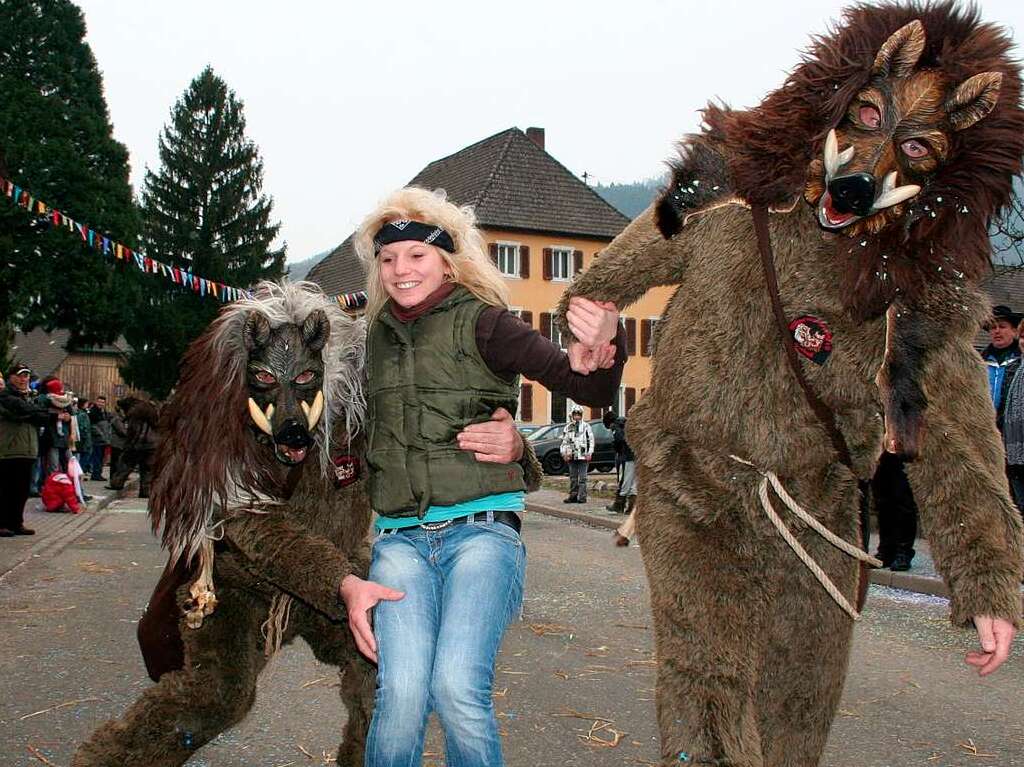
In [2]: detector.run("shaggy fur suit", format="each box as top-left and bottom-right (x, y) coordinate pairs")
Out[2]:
(558, 203), (1023, 765)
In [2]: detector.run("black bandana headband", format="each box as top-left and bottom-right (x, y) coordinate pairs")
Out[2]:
(373, 220), (456, 254)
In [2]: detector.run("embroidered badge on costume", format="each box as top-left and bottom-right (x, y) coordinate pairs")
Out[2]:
(332, 455), (361, 488)
(788, 315), (832, 365)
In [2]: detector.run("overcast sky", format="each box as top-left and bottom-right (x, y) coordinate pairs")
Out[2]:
(74, 1), (1023, 264)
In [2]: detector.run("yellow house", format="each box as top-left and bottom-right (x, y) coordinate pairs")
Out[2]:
(308, 127), (674, 424)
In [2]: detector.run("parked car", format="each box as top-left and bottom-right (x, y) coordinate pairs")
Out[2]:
(528, 419), (616, 475)
(516, 424), (543, 438)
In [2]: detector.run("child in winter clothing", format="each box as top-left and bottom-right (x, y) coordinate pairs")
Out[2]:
(41, 472), (82, 514)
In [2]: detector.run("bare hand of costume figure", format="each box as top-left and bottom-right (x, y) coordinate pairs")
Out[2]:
(339, 574), (404, 663)
(566, 297), (618, 347)
(567, 341), (616, 374)
(457, 407), (523, 462)
(965, 615), (1016, 676)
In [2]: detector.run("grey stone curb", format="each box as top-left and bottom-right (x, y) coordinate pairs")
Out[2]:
(526, 499), (952, 599)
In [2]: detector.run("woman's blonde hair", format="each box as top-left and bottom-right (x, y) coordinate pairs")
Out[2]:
(355, 187), (510, 319)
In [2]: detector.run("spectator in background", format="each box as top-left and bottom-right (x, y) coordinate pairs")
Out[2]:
(871, 451), (918, 571)
(38, 378), (74, 476)
(105, 396), (135, 490)
(603, 410), (637, 515)
(109, 399), (160, 497)
(981, 305), (1022, 414)
(0, 366), (51, 536)
(73, 396), (93, 475)
(88, 395), (112, 481)
(997, 318), (1024, 518)
(561, 406), (594, 503)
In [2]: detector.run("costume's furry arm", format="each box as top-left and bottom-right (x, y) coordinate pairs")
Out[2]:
(220, 510), (357, 621)
(556, 137), (735, 334)
(903, 307), (1024, 628)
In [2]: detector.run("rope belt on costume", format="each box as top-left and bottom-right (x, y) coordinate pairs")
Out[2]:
(729, 455), (882, 620)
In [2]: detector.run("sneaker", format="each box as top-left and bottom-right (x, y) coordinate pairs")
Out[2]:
(889, 552), (913, 572)
(12, 526), (35, 536)
(563, 497), (577, 504)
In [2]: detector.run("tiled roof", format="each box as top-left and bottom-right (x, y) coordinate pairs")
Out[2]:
(9, 328), (127, 377)
(307, 128), (630, 296)
(409, 128), (629, 239)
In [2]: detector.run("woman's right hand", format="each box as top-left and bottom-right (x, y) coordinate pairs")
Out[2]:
(339, 574), (405, 663)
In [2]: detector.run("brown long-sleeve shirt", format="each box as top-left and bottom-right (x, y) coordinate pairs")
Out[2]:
(475, 307), (626, 408)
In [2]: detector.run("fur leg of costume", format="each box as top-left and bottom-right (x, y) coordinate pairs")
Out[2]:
(72, 588), (267, 767)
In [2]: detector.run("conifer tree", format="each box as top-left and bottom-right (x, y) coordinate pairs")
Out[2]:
(0, 0), (141, 369)
(122, 67), (285, 396)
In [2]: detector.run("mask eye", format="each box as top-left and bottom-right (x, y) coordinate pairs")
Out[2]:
(900, 139), (930, 159)
(294, 370), (315, 385)
(859, 105), (881, 129)
(254, 370), (276, 385)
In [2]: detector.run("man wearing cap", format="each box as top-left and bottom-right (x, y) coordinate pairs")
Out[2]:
(981, 305), (1023, 416)
(0, 367), (51, 536)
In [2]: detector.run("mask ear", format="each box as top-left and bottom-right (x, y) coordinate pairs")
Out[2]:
(872, 20), (926, 79)
(243, 311), (272, 351)
(946, 72), (1002, 131)
(301, 309), (331, 352)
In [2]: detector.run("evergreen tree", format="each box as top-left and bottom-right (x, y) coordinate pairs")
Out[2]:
(0, 0), (141, 369)
(122, 67), (284, 397)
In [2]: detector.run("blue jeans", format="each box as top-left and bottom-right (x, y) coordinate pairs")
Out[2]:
(365, 514), (526, 767)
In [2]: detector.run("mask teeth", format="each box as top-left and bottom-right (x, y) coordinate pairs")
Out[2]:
(824, 129), (839, 178)
(836, 146), (854, 170)
(880, 171), (897, 197)
(306, 390), (325, 431)
(874, 183), (921, 210)
(264, 403), (274, 422)
(247, 397), (273, 436)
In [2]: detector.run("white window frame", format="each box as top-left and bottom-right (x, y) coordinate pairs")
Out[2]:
(550, 246), (574, 282)
(496, 241), (520, 278)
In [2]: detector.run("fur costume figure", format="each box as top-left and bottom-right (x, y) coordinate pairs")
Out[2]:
(558, 4), (1024, 766)
(72, 281), (379, 767)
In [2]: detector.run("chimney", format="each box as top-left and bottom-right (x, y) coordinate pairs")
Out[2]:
(526, 127), (545, 151)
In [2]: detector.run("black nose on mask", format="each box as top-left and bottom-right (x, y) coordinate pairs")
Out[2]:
(274, 418), (313, 449)
(827, 173), (877, 216)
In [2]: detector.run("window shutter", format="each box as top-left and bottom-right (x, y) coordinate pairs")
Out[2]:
(520, 310), (533, 328)
(540, 312), (552, 339)
(641, 319), (652, 357)
(489, 243), (499, 267)
(573, 249), (583, 275)
(590, 407), (601, 420)
(521, 384), (533, 422)
(542, 248), (552, 280)
(625, 318), (637, 356)
(519, 245), (530, 278)
(625, 387), (636, 413)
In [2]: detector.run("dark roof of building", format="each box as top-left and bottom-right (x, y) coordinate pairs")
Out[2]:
(307, 128), (630, 296)
(408, 128), (629, 239)
(9, 328), (127, 378)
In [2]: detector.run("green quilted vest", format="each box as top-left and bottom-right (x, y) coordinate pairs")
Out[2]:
(366, 287), (524, 517)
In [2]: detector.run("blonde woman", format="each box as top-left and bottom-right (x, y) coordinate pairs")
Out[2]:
(339, 187), (624, 767)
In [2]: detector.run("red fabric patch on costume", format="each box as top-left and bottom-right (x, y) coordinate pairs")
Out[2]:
(788, 315), (832, 365)
(332, 455), (361, 488)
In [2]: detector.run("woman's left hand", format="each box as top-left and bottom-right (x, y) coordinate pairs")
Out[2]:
(566, 297), (619, 347)
(965, 615), (1016, 675)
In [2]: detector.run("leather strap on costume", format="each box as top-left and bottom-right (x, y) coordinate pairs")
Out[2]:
(751, 205), (870, 611)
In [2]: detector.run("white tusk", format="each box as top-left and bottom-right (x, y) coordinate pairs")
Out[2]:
(880, 171), (897, 197)
(824, 129), (839, 178)
(305, 390), (324, 431)
(874, 183), (921, 210)
(300, 401), (310, 418)
(247, 398), (273, 436)
(264, 403), (274, 422)
(837, 146), (854, 170)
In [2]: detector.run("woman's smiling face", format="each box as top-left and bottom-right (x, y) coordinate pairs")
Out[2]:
(377, 239), (449, 308)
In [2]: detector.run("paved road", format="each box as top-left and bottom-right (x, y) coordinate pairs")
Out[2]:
(1, 505), (1022, 767)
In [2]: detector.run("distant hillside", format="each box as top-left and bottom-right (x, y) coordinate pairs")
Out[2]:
(593, 175), (666, 219)
(286, 251), (330, 281)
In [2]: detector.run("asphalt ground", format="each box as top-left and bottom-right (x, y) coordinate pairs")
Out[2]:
(1, 503), (1022, 767)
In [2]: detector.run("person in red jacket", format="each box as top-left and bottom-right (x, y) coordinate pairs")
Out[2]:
(41, 471), (82, 514)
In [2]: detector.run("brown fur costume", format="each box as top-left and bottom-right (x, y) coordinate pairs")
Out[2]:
(558, 4), (1024, 766)
(72, 281), (543, 767)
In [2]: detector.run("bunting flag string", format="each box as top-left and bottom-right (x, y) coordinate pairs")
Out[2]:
(1, 174), (370, 311)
